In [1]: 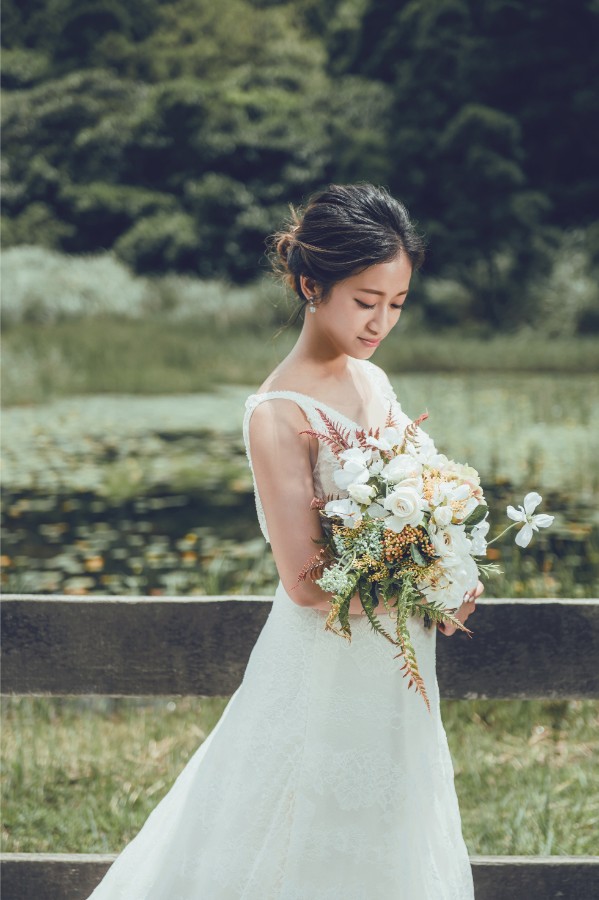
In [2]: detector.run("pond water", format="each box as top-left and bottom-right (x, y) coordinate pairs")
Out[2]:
(2, 375), (598, 596)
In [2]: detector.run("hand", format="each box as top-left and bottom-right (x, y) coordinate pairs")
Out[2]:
(437, 580), (484, 637)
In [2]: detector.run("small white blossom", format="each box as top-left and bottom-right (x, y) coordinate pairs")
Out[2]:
(317, 566), (355, 595)
(382, 454), (423, 484)
(470, 518), (490, 556)
(506, 492), (554, 548)
(368, 456), (385, 476)
(366, 426), (404, 452)
(324, 497), (362, 528)
(432, 505), (453, 527)
(347, 482), (376, 505)
(365, 501), (389, 519)
(333, 447), (372, 490)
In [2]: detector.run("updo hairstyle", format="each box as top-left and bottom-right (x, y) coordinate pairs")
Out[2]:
(270, 183), (425, 309)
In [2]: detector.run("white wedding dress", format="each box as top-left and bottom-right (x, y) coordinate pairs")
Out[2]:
(88, 360), (474, 899)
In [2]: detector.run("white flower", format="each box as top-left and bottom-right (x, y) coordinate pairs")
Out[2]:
(404, 431), (439, 464)
(324, 497), (362, 528)
(432, 505), (453, 527)
(347, 482), (376, 505)
(383, 485), (425, 531)
(382, 454), (423, 484)
(429, 523), (472, 566)
(333, 447), (371, 490)
(366, 426), (403, 452)
(365, 501), (389, 518)
(506, 492), (554, 548)
(368, 456), (384, 476)
(470, 518), (490, 556)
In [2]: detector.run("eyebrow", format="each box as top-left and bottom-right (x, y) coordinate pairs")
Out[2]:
(355, 288), (409, 298)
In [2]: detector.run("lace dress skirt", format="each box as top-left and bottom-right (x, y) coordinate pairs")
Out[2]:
(88, 581), (474, 899)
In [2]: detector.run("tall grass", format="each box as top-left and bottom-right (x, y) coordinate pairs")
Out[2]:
(3, 317), (599, 407)
(2, 696), (597, 856)
(2, 246), (598, 406)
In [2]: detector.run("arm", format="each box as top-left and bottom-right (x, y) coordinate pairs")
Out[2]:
(248, 398), (364, 612)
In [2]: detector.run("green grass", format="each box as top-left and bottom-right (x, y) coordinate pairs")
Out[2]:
(2, 315), (598, 406)
(2, 696), (597, 856)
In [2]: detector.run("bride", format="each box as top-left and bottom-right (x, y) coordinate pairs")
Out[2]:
(89, 183), (482, 899)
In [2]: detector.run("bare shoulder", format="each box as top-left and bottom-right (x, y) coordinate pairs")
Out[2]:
(248, 397), (313, 459)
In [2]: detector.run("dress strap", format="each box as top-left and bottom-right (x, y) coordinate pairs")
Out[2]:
(360, 359), (399, 406)
(242, 392), (326, 545)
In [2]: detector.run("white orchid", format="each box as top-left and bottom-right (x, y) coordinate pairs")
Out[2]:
(333, 447), (372, 490)
(347, 482), (376, 505)
(324, 497), (363, 528)
(470, 517), (490, 556)
(368, 456), (385, 476)
(366, 425), (404, 452)
(506, 492), (554, 548)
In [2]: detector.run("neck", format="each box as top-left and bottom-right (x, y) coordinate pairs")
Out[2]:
(289, 320), (351, 380)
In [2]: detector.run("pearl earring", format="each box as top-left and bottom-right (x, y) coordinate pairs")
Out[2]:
(309, 301), (316, 313)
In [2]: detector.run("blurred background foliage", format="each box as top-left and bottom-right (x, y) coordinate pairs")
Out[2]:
(2, 0), (598, 331)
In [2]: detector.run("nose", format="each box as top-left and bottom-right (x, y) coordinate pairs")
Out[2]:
(366, 306), (389, 336)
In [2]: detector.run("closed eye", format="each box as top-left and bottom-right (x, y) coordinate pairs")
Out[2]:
(354, 300), (405, 310)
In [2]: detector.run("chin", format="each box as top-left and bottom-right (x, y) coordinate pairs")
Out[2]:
(355, 340), (380, 356)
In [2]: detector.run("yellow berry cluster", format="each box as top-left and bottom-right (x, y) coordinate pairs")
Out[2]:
(354, 553), (387, 581)
(383, 525), (435, 563)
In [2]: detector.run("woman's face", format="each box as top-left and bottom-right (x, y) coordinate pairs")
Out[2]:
(301, 253), (413, 359)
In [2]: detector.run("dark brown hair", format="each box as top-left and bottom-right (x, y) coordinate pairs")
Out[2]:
(270, 183), (425, 308)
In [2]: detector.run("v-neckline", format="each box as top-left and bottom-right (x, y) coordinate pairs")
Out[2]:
(246, 360), (392, 433)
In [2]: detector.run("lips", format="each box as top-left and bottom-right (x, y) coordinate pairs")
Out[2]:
(359, 337), (381, 347)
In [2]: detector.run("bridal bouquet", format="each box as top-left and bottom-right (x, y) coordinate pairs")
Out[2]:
(298, 408), (553, 710)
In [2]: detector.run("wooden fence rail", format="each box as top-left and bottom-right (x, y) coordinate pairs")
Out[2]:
(2, 594), (599, 900)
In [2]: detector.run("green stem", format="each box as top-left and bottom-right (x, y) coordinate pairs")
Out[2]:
(487, 521), (518, 546)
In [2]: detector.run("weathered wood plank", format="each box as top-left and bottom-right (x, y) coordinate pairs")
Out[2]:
(2, 595), (598, 698)
(2, 853), (598, 900)
(1, 594), (270, 697)
(472, 854), (599, 897)
(0, 854), (115, 900)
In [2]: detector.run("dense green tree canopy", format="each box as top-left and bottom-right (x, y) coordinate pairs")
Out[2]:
(2, 0), (597, 325)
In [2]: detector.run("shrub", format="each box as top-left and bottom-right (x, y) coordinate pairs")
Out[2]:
(0, 245), (148, 326)
(113, 211), (199, 274)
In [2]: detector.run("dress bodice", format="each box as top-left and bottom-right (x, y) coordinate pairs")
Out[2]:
(243, 360), (412, 543)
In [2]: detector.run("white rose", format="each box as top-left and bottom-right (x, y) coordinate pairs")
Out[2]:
(429, 523), (472, 566)
(382, 454), (423, 484)
(347, 482), (377, 505)
(382, 485), (424, 531)
(432, 504), (453, 527)
(444, 459), (481, 486)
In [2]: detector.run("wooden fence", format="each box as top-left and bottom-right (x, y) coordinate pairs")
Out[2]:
(2, 594), (599, 899)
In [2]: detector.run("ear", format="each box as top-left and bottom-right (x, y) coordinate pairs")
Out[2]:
(299, 275), (320, 300)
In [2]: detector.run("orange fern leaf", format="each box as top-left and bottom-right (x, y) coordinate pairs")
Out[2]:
(296, 547), (334, 584)
(403, 411), (429, 446)
(385, 402), (399, 429)
(299, 409), (352, 457)
(394, 633), (431, 712)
